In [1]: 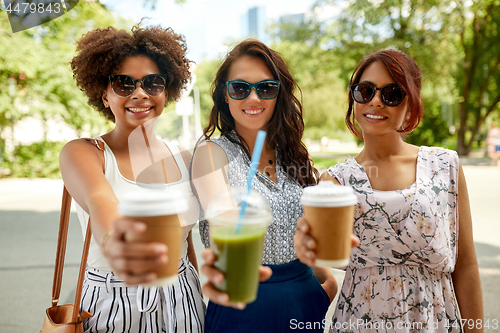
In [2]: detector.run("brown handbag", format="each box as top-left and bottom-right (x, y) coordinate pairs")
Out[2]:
(40, 186), (93, 332)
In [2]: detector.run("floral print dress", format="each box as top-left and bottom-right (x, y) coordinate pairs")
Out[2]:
(327, 146), (462, 332)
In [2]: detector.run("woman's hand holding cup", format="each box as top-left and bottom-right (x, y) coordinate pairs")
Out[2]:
(103, 217), (168, 286)
(294, 216), (360, 267)
(294, 216), (317, 267)
(201, 249), (272, 310)
(296, 181), (360, 268)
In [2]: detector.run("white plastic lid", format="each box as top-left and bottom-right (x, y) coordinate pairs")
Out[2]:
(205, 186), (273, 225)
(301, 180), (357, 207)
(118, 189), (188, 217)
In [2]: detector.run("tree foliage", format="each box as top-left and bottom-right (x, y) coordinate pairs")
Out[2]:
(0, 0), (190, 177)
(272, 41), (349, 140)
(193, 59), (221, 131)
(5, 141), (66, 178)
(2, 0), (499, 180)
(452, 0), (500, 154)
(0, 1), (130, 177)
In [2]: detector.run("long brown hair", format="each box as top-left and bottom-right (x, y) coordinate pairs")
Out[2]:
(346, 49), (423, 140)
(204, 39), (318, 187)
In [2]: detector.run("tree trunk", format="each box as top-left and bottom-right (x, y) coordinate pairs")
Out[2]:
(457, 101), (470, 156)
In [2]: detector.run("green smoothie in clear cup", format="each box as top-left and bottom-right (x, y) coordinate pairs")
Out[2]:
(206, 187), (273, 303)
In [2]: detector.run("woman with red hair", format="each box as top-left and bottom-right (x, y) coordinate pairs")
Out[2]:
(295, 49), (483, 332)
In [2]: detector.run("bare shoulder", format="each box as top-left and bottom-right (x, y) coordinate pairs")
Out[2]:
(403, 143), (420, 158)
(408, 144), (420, 154)
(398, 143), (420, 164)
(191, 141), (228, 177)
(60, 138), (102, 158)
(59, 138), (104, 171)
(193, 141), (228, 165)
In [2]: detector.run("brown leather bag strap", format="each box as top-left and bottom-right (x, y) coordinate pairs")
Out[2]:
(51, 186), (72, 307)
(51, 185), (93, 322)
(72, 217), (92, 321)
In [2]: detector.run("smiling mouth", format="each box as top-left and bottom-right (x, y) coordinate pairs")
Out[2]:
(365, 114), (387, 120)
(243, 108), (264, 115)
(126, 106), (153, 113)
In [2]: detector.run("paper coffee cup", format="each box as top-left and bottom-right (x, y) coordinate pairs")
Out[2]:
(119, 189), (188, 286)
(301, 180), (357, 268)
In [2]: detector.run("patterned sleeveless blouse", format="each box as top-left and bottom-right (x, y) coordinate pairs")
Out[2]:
(198, 132), (305, 265)
(327, 146), (462, 332)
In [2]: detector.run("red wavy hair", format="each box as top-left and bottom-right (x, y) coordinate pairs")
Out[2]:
(346, 49), (424, 140)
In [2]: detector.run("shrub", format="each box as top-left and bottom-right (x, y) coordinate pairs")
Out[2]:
(2, 141), (65, 178)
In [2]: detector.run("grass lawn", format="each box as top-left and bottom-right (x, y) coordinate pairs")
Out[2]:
(311, 156), (349, 170)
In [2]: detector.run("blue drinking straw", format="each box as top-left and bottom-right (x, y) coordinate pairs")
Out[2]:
(236, 130), (267, 233)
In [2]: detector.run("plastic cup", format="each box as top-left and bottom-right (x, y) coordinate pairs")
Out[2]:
(118, 189), (188, 286)
(300, 180), (357, 268)
(206, 186), (273, 303)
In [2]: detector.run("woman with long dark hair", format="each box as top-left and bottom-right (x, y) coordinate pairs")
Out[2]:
(191, 40), (340, 332)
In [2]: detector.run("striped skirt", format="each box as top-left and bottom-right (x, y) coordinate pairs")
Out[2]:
(80, 256), (205, 333)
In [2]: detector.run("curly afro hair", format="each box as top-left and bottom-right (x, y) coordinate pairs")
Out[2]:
(71, 25), (192, 122)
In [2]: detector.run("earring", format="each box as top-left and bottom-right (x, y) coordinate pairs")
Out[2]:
(400, 124), (414, 133)
(104, 102), (109, 108)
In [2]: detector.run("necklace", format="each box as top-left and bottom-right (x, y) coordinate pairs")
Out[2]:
(264, 159), (273, 178)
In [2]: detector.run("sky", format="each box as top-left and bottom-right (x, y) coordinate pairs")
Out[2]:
(101, 0), (318, 63)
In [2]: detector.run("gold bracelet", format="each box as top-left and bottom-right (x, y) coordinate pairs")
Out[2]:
(99, 229), (113, 257)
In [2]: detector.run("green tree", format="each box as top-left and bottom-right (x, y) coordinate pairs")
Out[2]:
(0, 1), (128, 176)
(193, 59), (221, 131)
(272, 40), (348, 140)
(1, 0), (193, 177)
(452, 0), (500, 155)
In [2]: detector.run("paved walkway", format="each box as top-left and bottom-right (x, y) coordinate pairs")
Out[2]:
(0, 162), (499, 332)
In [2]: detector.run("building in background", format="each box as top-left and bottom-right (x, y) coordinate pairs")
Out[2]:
(241, 6), (269, 44)
(273, 12), (308, 43)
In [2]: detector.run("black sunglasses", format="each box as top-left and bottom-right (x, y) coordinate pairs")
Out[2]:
(350, 82), (406, 107)
(226, 80), (280, 100)
(109, 74), (167, 98)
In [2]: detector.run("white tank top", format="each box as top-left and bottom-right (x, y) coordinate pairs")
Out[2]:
(75, 137), (199, 271)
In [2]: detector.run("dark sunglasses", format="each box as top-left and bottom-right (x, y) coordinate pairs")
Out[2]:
(109, 74), (167, 98)
(350, 82), (406, 107)
(226, 80), (280, 100)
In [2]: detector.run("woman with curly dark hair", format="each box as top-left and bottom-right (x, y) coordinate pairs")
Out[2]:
(190, 40), (338, 332)
(59, 25), (204, 332)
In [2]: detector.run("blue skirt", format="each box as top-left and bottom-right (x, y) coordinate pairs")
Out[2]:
(204, 260), (331, 333)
